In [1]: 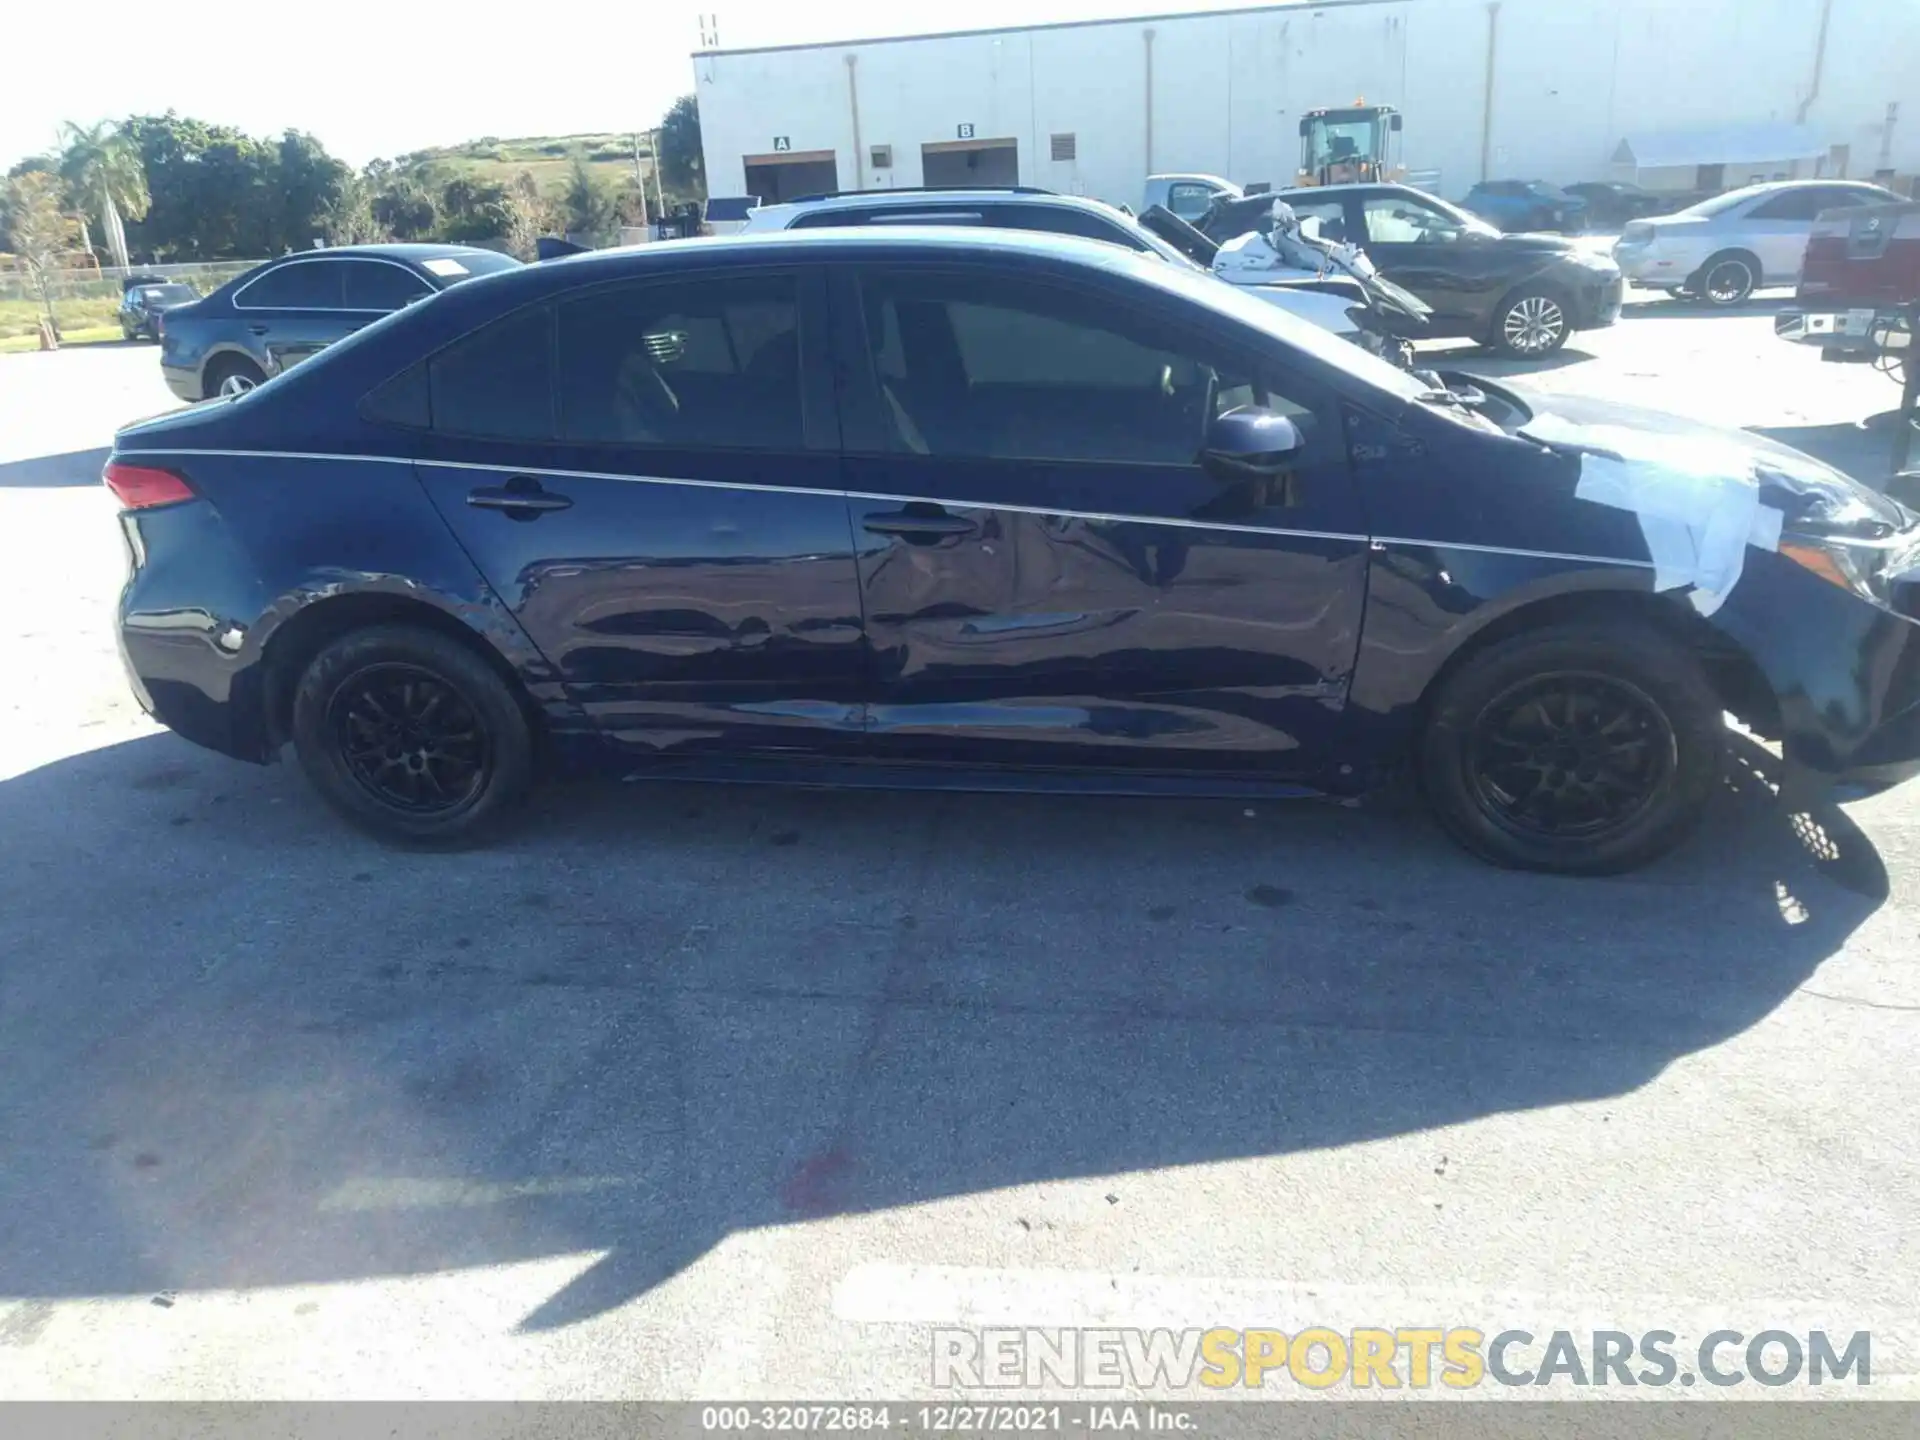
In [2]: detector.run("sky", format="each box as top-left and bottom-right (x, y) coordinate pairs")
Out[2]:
(1, 0), (1284, 171)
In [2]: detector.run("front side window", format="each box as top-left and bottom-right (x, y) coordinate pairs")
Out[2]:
(237, 260), (342, 309)
(1363, 195), (1468, 244)
(1749, 188), (1830, 222)
(342, 260), (433, 311)
(556, 273), (803, 449)
(428, 305), (555, 440)
(858, 269), (1327, 466)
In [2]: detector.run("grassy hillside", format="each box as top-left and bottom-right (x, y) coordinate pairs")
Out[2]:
(399, 133), (657, 199)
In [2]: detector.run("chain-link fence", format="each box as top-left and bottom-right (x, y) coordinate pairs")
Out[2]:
(1, 260), (265, 342)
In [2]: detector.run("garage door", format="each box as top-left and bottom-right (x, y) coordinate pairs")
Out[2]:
(922, 138), (1019, 189)
(744, 150), (841, 204)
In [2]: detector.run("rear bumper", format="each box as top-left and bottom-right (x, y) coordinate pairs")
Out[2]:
(1775, 306), (1910, 357)
(160, 362), (202, 402)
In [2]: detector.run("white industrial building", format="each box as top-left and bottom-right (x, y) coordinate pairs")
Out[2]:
(691, 0), (1917, 208)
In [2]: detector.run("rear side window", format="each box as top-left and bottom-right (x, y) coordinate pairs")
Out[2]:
(342, 260), (433, 311)
(555, 273), (803, 449)
(428, 305), (555, 440)
(237, 260), (342, 309)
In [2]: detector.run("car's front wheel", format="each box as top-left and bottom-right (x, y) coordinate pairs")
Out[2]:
(1418, 620), (1723, 873)
(1491, 288), (1571, 357)
(291, 624), (534, 845)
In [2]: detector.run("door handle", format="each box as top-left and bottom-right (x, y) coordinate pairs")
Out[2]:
(247, 324), (269, 335)
(467, 476), (573, 518)
(861, 505), (976, 539)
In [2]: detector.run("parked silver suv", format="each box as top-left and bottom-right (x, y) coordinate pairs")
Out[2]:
(1612, 180), (1901, 306)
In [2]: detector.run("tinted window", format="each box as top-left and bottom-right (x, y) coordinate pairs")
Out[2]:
(342, 260), (433, 311)
(858, 270), (1327, 466)
(428, 305), (555, 440)
(984, 204), (1146, 250)
(556, 274), (802, 449)
(237, 260), (342, 309)
(1748, 188), (1832, 221)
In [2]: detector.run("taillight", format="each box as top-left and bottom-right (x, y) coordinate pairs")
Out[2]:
(156, 311), (166, 338)
(103, 460), (195, 509)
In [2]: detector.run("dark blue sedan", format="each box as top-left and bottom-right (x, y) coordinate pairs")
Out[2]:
(105, 229), (1920, 872)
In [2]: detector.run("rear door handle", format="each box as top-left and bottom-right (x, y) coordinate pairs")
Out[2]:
(861, 505), (976, 539)
(467, 476), (573, 518)
(247, 324), (269, 335)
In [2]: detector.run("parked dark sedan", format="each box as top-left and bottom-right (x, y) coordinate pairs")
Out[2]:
(1202, 184), (1624, 356)
(118, 279), (199, 341)
(1463, 180), (1590, 234)
(106, 229), (1920, 872)
(1563, 181), (1670, 230)
(158, 243), (521, 400)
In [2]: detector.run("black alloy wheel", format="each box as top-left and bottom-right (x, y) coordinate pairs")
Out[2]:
(329, 663), (490, 817)
(1465, 672), (1675, 841)
(1418, 620), (1722, 873)
(291, 624), (534, 844)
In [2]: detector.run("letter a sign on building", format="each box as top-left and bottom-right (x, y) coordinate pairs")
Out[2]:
(773, 136), (792, 151)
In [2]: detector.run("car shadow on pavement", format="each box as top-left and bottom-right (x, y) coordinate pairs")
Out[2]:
(1434, 346), (1600, 378)
(1619, 295), (1795, 318)
(0, 728), (1888, 1332)
(0, 447), (109, 489)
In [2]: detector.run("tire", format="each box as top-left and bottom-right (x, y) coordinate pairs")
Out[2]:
(291, 624), (534, 846)
(1491, 287), (1572, 357)
(1418, 621), (1723, 874)
(203, 354), (266, 398)
(1696, 251), (1757, 308)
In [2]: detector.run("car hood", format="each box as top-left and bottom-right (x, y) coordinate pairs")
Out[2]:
(1481, 231), (1584, 254)
(1519, 390), (1913, 540)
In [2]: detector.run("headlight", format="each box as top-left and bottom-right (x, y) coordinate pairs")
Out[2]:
(1780, 534), (1920, 610)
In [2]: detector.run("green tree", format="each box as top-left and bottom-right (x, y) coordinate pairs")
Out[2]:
(321, 172), (387, 246)
(371, 170), (438, 240)
(274, 130), (350, 250)
(56, 120), (149, 270)
(121, 113), (272, 259)
(502, 171), (555, 260)
(562, 154), (617, 244)
(437, 175), (512, 244)
(3, 171), (79, 336)
(657, 95), (705, 198)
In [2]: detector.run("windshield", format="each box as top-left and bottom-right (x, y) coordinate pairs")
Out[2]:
(1526, 182), (1570, 199)
(140, 284), (196, 303)
(1101, 248), (1428, 402)
(1306, 116), (1382, 168)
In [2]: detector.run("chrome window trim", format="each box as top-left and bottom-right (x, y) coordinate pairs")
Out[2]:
(122, 448), (1655, 567)
(232, 255), (433, 313)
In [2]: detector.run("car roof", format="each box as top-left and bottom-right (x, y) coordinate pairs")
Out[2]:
(750, 190), (1131, 224)
(269, 243), (503, 262)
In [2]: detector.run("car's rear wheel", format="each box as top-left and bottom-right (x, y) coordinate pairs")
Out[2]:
(291, 624), (533, 845)
(205, 355), (266, 398)
(1697, 251), (1758, 307)
(1418, 621), (1723, 873)
(1491, 288), (1571, 357)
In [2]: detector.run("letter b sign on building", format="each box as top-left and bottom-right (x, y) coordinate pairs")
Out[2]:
(957, 124), (975, 139)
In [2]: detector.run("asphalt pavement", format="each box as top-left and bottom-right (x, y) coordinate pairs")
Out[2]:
(0, 305), (1916, 1401)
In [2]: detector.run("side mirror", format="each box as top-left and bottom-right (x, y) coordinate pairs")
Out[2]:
(1203, 406), (1303, 476)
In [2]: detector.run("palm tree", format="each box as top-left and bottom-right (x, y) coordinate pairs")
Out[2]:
(57, 120), (150, 271)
